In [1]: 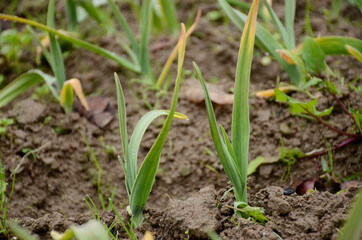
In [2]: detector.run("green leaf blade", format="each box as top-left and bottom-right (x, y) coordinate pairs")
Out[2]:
(139, 0), (153, 82)
(129, 24), (187, 227)
(114, 73), (130, 196)
(0, 70), (59, 108)
(107, 0), (139, 55)
(302, 37), (326, 74)
(231, 0), (260, 203)
(218, 0), (304, 86)
(127, 110), (186, 199)
(193, 62), (244, 202)
(47, 0), (66, 89)
(284, 0), (296, 50)
(59, 82), (74, 113)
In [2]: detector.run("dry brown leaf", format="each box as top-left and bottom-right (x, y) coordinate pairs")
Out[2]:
(74, 96), (115, 128)
(182, 79), (234, 105)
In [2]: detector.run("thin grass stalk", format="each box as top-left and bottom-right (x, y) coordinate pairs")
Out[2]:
(155, 9), (202, 88)
(115, 74), (131, 197)
(107, 0), (139, 55)
(47, 0), (66, 89)
(129, 24), (186, 227)
(139, 0), (153, 82)
(65, 0), (78, 31)
(217, 0), (304, 87)
(284, 0), (296, 50)
(261, 0), (289, 48)
(26, 26), (53, 67)
(159, 0), (179, 34)
(231, 0), (260, 203)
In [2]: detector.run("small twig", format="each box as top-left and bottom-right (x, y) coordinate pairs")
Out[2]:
(11, 142), (51, 177)
(304, 107), (359, 137)
(327, 90), (357, 126)
(302, 136), (361, 159)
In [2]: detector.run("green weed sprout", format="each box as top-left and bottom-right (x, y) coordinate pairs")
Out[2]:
(115, 24), (187, 227)
(0, 0), (89, 113)
(274, 82), (362, 158)
(0, 117), (14, 136)
(218, 0), (362, 87)
(193, 0), (267, 223)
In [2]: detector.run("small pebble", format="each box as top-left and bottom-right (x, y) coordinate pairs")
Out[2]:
(284, 187), (295, 195)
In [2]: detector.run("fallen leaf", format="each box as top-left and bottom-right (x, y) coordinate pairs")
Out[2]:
(74, 96), (115, 128)
(256, 85), (297, 98)
(182, 79), (234, 105)
(294, 178), (318, 195)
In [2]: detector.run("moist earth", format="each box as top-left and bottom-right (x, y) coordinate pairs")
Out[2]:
(0, 0), (361, 239)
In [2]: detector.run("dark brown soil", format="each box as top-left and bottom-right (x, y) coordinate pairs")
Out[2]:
(0, 0), (361, 239)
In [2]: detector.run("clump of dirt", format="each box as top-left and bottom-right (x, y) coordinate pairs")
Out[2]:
(14, 185), (358, 240)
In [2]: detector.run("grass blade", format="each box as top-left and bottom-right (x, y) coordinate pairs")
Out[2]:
(218, 0), (304, 87)
(0, 14), (141, 73)
(139, 0), (153, 81)
(127, 110), (187, 197)
(155, 9), (202, 88)
(262, 0), (289, 49)
(26, 26), (53, 67)
(231, 0), (260, 203)
(284, 0), (296, 50)
(129, 24), (186, 227)
(47, 0), (66, 89)
(159, 0), (179, 34)
(193, 62), (245, 202)
(0, 70), (58, 108)
(294, 36), (362, 55)
(65, 0), (78, 31)
(114, 73), (130, 195)
(77, 0), (103, 24)
(107, 0), (139, 55)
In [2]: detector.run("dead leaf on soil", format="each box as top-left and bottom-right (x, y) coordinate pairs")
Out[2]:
(182, 79), (234, 105)
(293, 178), (318, 195)
(74, 96), (116, 128)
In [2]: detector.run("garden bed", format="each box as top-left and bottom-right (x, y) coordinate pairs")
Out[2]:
(0, 0), (361, 239)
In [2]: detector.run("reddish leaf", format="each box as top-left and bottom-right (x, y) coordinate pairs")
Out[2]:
(294, 178), (318, 195)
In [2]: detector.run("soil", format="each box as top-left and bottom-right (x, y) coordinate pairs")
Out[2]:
(0, 0), (361, 239)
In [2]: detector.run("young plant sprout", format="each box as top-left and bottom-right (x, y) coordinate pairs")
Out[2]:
(115, 24), (187, 227)
(275, 79), (362, 159)
(218, 0), (362, 88)
(0, 3), (200, 110)
(0, 0), (89, 113)
(193, 0), (267, 223)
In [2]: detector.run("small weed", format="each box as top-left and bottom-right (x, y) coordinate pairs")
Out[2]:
(0, 117), (14, 136)
(0, 28), (32, 73)
(194, 0), (267, 222)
